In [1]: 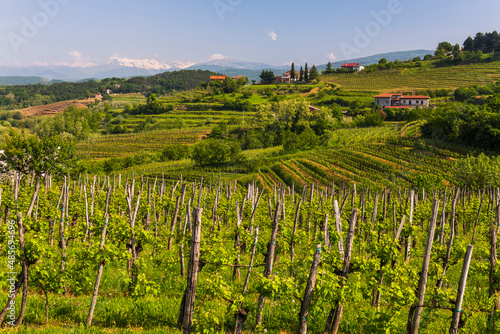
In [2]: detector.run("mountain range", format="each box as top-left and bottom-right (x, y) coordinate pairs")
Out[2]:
(0, 50), (433, 85)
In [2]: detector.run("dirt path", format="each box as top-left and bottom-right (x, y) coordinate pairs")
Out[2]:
(17, 98), (99, 118)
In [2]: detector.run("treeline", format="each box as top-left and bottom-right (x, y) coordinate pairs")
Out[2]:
(421, 100), (500, 151)
(463, 31), (500, 53)
(0, 70), (214, 110)
(454, 80), (500, 102)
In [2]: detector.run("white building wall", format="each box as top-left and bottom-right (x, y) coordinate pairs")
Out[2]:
(375, 98), (391, 107)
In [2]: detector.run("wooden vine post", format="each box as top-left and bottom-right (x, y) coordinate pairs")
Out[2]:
(298, 243), (322, 333)
(491, 204), (500, 329)
(408, 199), (440, 334)
(178, 207), (203, 333)
(86, 188), (112, 326)
(449, 244), (474, 334)
(14, 213), (28, 326)
(255, 202), (282, 328)
(234, 226), (259, 334)
(326, 209), (359, 334)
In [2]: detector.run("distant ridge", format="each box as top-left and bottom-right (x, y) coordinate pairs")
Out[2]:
(0, 50), (434, 83)
(316, 49), (434, 71)
(0, 76), (50, 85)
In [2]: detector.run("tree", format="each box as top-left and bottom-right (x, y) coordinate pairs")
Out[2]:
(304, 63), (309, 82)
(191, 139), (242, 166)
(0, 129), (75, 177)
(487, 94), (500, 112)
(309, 65), (320, 82)
(290, 63), (296, 80)
(454, 153), (500, 188)
(325, 62), (334, 74)
(161, 143), (190, 161)
(463, 36), (474, 52)
(454, 87), (477, 102)
(299, 66), (304, 81)
(34, 105), (101, 141)
(236, 76), (249, 87)
(221, 77), (238, 93)
(436, 41), (453, 56)
(259, 70), (275, 84)
(298, 127), (319, 150)
(378, 58), (388, 65)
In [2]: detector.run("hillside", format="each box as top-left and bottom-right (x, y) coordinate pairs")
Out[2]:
(322, 62), (500, 90)
(0, 76), (51, 85)
(316, 49), (433, 71)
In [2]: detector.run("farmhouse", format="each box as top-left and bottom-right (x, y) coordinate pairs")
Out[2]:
(341, 63), (365, 71)
(374, 93), (430, 109)
(275, 73), (291, 83)
(275, 71), (301, 83)
(210, 75), (226, 82)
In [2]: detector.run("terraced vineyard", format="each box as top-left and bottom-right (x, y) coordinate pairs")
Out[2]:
(255, 142), (455, 191)
(106, 123), (461, 193)
(322, 62), (500, 91)
(154, 109), (255, 127)
(76, 128), (210, 159)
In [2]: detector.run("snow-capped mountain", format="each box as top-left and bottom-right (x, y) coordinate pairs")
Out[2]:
(0, 56), (196, 81)
(105, 56), (173, 71)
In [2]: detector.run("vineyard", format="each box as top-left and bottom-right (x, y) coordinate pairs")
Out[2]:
(0, 172), (498, 334)
(110, 123), (462, 194)
(322, 63), (500, 91)
(76, 128), (211, 160)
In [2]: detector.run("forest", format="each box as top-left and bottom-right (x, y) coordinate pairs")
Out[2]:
(0, 70), (214, 111)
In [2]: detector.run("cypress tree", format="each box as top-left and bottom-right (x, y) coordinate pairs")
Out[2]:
(290, 63), (296, 80)
(304, 63), (309, 82)
(299, 66), (304, 81)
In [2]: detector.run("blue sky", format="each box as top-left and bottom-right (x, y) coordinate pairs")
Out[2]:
(1, 0), (500, 67)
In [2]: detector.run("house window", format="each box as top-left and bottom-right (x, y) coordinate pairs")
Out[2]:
(421, 101), (423, 105)
(409, 100), (412, 105)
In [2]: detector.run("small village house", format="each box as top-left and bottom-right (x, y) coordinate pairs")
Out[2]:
(341, 63), (365, 71)
(275, 70), (301, 83)
(374, 93), (430, 109)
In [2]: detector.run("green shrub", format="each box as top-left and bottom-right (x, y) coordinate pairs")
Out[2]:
(161, 143), (190, 161)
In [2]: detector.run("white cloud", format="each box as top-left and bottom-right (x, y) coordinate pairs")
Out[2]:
(282, 61), (293, 66)
(68, 50), (83, 59)
(269, 31), (278, 41)
(210, 53), (227, 60)
(327, 52), (337, 61)
(67, 50), (96, 68)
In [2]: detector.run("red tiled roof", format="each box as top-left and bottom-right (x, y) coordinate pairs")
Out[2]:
(384, 106), (413, 109)
(375, 94), (430, 99)
(341, 63), (360, 67)
(210, 76), (226, 80)
(401, 95), (431, 99)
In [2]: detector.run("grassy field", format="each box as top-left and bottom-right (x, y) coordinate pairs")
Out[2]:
(322, 62), (500, 91)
